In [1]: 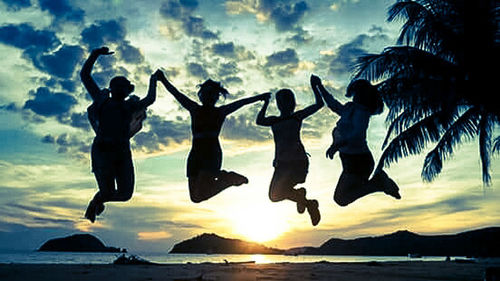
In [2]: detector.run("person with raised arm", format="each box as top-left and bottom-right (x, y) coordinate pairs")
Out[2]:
(256, 78), (323, 226)
(310, 75), (400, 206)
(81, 46), (160, 222)
(156, 71), (268, 203)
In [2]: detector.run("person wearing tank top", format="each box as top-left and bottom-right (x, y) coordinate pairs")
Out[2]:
(156, 71), (268, 203)
(256, 76), (324, 226)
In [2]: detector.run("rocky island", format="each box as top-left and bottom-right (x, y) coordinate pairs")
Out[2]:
(170, 233), (284, 255)
(38, 234), (126, 253)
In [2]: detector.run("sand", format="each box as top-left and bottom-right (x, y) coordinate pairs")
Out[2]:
(0, 261), (497, 281)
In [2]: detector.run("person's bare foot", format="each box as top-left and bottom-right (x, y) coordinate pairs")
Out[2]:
(84, 200), (97, 223)
(306, 199), (321, 226)
(225, 171), (249, 186)
(378, 171), (401, 199)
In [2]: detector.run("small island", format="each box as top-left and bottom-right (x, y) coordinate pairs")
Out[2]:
(38, 234), (126, 253)
(170, 233), (284, 255)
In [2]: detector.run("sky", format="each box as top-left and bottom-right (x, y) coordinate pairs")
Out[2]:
(0, 0), (499, 253)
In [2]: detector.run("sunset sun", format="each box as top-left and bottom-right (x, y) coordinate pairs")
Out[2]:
(228, 203), (291, 243)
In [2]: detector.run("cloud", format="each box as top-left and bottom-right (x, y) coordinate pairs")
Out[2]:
(215, 62), (243, 86)
(266, 0), (308, 31)
(116, 42), (145, 64)
(80, 19), (127, 48)
(0, 23), (60, 52)
(159, 0), (198, 19)
(0, 0), (31, 11)
(286, 28), (312, 45)
(265, 48), (299, 66)
(132, 114), (190, 153)
(53, 133), (90, 154)
(226, 0), (309, 32)
(137, 231), (172, 240)
(159, 0), (218, 40)
(210, 41), (255, 60)
(182, 16), (218, 39)
(264, 48), (300, 76)
(39, 0), (85, 25)
(23, 87), (77, 118)
(329, 0), (360, 12)
(68, 112), (91, 131)
(328, 33), (390, 76)
(186, 62), (209, 78)
(30, 44), (85, 79)
(222, 112), (271, 142)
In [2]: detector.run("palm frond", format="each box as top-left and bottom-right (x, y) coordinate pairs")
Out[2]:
(478, 112), (495, 186)
(375, 111), (444, 173)
(422, 107), (480, 182)
(388, 0), (463, 59)
(493, 136), (500, 154)
(355, 46), (459, 84)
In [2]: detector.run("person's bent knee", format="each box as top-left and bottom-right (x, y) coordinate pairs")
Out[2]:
(269, 191), (285, 202)
(189, 192), (206, 203)
(116, 190), (133, 202)
(188, 180), (207, 203)
(333, 193), (350, 207)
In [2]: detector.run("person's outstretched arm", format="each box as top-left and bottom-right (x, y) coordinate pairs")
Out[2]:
(220, 93), (268, 116)
(311, 75), (344, 114)
(256, 93), (276, 126)
(80, 47), (114, 101)
(157, 71), (198, 112)
(137, 70), (160, 109)
(295, 75), (325, 120)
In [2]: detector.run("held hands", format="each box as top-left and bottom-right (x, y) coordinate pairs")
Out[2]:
(152, 69), (164, 80)
(92, 46), (114, 56)
(310, 74), (322, 86)
(261, 92), (271, 102)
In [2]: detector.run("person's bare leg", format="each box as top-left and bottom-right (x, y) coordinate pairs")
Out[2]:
(188, 170), (243, 203)
(112, 156), (134, 202)
(269, 172), (319, 226)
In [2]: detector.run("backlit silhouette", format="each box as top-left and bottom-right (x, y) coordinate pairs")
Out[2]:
(256, 76), (323, 226)
(311, 75), (400, 206)
(157, 71), (268, 203)
(80, 46), (159, 222)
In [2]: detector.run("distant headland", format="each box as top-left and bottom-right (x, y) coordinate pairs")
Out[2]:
(38, 234), (126, 253)
(170, 227), (500, 257)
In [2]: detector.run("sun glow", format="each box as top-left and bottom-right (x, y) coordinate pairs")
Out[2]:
(227, 202), (291, 243)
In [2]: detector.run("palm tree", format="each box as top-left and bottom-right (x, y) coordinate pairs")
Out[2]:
(354, 0), (499, 185)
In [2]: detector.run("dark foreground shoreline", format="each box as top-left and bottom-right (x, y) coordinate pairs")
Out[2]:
(1, 261), (498, 281)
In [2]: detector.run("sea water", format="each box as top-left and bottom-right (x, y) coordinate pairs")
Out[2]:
(0, 250), (457, 264)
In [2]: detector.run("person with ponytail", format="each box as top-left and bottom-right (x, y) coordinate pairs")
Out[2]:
(157, 71), (268, 202)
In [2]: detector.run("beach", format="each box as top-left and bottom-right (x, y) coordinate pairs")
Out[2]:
(0, 261), (495, 281)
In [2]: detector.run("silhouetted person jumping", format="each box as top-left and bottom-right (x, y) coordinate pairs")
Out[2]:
(311, 75), (400, 206)
(156, 71), (268, 203)
(80, 47), (159, 222)
(256, 77), (323, 226)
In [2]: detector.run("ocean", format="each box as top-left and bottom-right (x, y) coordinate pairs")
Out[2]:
(0, 250), (457, 264)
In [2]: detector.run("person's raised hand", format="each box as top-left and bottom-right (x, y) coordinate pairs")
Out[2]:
(325, 145), (336, 160)
(92, 46), (114, 56)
